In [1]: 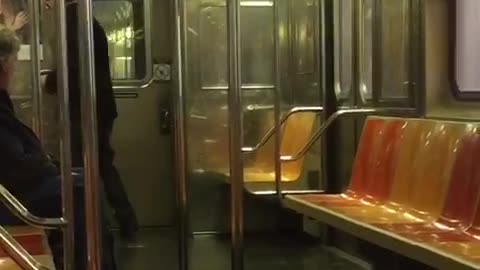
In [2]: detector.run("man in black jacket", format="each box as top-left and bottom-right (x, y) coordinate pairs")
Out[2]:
(45, 0), (138, 238)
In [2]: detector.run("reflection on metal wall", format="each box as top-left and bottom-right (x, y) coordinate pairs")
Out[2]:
(185, 0), (321, 186)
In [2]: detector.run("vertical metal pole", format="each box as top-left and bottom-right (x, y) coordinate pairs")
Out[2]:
(28, 0), (44, 143)
(56, 1), (74, 270)
(77, 1), (103, 269)
(173, 0), (189, 269)
(273, 0), (282, 201)
(313, 0), (324, 189)
(227, 0), (244, 269)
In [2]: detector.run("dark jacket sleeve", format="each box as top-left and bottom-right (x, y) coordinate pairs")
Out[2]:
(0, 125), (57, 193)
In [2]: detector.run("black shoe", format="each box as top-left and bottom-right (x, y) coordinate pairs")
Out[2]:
(115, 209), (139, 240)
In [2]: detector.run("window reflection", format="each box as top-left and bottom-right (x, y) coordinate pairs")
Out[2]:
(381, 0), (409, 99)
(334, 0), (353, 99)
(241, 6), (274, 85)
(199, 2), (275, 88)
(293, 0), (315, 74)
(361, 0), (373, 100)
(93, 0), (147, 81)
(199, 6), (228, 87)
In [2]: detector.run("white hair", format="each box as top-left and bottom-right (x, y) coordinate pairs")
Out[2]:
(0, 26), (19, 67)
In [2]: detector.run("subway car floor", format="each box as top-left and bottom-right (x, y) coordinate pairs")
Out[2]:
(113, 228), (367, 270)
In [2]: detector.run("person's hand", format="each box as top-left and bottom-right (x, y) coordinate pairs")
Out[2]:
(5, 11), (28, 31)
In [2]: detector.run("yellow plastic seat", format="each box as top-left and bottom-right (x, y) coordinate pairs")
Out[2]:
(243, 111), (317, 182)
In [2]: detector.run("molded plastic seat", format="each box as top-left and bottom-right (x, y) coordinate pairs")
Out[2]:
(243, 111), (316, 182)
(299, 117), (389, 206)
(325, 119), (427, 220)
(336, 121), (470, 224)
(429, 202), (480, 263)
(0, 226), (54, 269)
(379, 131), (480, 238)
(284, 118), (480, 267)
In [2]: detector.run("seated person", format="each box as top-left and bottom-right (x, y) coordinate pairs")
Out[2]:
(0, 27), (117, 269)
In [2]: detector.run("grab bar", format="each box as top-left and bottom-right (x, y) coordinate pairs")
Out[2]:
(280, 108), (418, 162)
(0, 185), (66, 230)
(39, 69), (53, 76)
(0, 225), (52, 270)
(242, 106), (323, 153)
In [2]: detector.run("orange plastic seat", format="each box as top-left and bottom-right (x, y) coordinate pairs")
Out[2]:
(324, 119), (426, 220)
(430, 204), (480, 263)
(0, 226), (54, 269)
(337, 121), (470, 225)
(299, 117), (389, 206)
(243, 111), (316, 182)
(284, 118), (480, 266)
(378, 132), (480, 238)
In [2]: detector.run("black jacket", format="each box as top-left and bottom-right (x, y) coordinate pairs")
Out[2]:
(0, 90), (58, 196)
(46, 2), (118, 125)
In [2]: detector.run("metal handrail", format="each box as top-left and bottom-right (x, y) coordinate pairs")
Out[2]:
(39, 70), (54, 76)
(0, 225), (52, 270)
(241, 106), (323, 153)
(280, 108), (418, 162)
(0, 185), (66, 230)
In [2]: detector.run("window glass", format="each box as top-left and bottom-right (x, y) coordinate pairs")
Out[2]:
(199, 1), (275, 89)
(93, 0), (149, 82)
(454, 0), (480, 93)
(334, 0), (353, 99)
(293, 0), (315, 74)
(241, 4), (274, 85)
(381, 0), (409, 99)
(199, 5), (228, 87)
(361, 0), (373, 100)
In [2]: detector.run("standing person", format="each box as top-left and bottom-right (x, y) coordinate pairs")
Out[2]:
(44, 0), (139, 239)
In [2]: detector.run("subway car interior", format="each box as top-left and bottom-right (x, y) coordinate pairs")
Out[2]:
(2, 0), (480, 269)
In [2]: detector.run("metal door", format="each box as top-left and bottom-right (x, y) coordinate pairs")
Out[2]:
(173, 0), (324, 269)
(91, 0), (175, 227)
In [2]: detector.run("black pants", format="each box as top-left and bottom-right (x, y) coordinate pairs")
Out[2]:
(71, 120), (134, 221)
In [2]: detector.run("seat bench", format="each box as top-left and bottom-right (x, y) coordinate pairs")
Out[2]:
(0, 226), (55, 269)
(284, 116), (480, 269)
